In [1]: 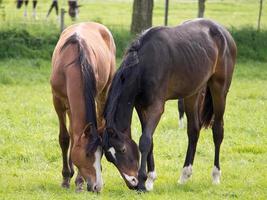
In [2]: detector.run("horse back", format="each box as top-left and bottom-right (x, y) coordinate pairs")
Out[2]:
(51, 22), (116, 98)
(134, 19), (236, 101)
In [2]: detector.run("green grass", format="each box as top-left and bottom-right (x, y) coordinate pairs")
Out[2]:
(1, 0), (267, 29)
(0, 59), (267, 199)
(0, 0), (267, 199)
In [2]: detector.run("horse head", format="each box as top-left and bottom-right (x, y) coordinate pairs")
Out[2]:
(103, 127), (139, 189)
(71, 123), (103, 192)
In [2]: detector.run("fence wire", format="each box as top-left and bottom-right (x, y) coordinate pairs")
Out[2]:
(0, 0), (266, 31)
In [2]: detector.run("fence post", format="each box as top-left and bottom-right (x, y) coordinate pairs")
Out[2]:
(164, 0), (169, 26)
(257, 0), (263, 31)
(60, 8), (66, 33)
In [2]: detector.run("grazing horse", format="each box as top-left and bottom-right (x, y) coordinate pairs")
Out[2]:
(68, 0), (80, 20)
(50, 22), (116, 192)
(16, 0), (37, 18)
(103, 19), (236, 191)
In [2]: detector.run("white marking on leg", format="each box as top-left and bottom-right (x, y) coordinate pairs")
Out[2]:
(145, 171), (157, 191)
(123, 173), (138, 187)
(108, 147), (116, 160)
(33, 9), (36, 19)
(24, 8), (27, 17)
(179, 118), (184, 129)
(93, 147), (103, 192)
(212, 166), (221, 184)
(179, 165), (193, 184)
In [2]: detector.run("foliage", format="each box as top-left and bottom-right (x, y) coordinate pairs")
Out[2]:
(0, 28), (59, 60)
(230, 27), (267, 62)
(1, 27), (267, 62)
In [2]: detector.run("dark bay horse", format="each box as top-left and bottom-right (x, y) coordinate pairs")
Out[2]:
(50, 22), (116, 192)
(103, 19), (236, 191)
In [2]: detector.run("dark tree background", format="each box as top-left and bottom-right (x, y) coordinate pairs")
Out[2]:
(131, 0), (154, 34)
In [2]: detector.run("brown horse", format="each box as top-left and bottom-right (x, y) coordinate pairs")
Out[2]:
(50, 22), (116, 192)
(103, 19), (236, 191)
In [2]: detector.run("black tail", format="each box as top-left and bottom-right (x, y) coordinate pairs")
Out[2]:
(200, 87), (214, 129)
(60, 33), (97, 127)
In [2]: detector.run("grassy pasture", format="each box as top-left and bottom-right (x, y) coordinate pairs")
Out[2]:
(0, 60), (266, 199)
(0, 0), (267, 199)
(1, 0), (267, 30)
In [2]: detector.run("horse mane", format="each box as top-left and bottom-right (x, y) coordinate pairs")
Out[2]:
(60, 33), (99, 154)
(103, 27), (165, 131)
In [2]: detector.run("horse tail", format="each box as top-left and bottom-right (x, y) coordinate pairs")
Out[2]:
(209, 25), (227, 57)
(199, 87), (214, 129)
(61, 33), (97, 127)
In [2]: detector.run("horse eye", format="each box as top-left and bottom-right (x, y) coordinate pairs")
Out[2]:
(120, 147), (126, 153)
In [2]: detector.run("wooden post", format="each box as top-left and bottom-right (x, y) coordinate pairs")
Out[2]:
(164, 0), (169, 26)
(198, 0), (206, 18)
(60, 8), (65, 33)
(257, 0), (263, 31)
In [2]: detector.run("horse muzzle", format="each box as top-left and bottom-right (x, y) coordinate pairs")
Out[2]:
(87, 182), (102, 193)
(122, 173), (139, 189)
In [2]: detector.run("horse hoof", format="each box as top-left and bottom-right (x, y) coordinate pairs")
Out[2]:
(212, 166), (221, 185)
(136, 184), (147, 193)
(179, 165), (192, 184)
(61, 182), (70, 189)
(75, 186), (83, 193)
(145, 171), (157, 191)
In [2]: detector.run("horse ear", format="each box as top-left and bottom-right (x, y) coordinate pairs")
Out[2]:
(106, 127), (118, 139)
(83, 123), (94, 137)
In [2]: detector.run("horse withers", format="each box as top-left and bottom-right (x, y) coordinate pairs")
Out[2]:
(50, 22), (116, 192)
(103, 19), (236, 191)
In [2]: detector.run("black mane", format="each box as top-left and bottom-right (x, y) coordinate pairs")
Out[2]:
(103, 27), (166, 130)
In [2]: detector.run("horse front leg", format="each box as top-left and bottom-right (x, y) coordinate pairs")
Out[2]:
(145, 141), (157, 191)
(75, 171), (84, 192)
(136, 102), (164, 191)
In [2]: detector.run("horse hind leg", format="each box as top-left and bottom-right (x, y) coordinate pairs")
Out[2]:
(24, 0), (29, 17)
(53, 95), (73, 188)
(179, 93), (201, 184)
(208, 78), (228, 185)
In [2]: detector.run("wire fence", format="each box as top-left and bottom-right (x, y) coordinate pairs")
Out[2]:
(0, 0), (266, 32)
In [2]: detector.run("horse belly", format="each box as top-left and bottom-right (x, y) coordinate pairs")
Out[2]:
(165, 63), (213, 100)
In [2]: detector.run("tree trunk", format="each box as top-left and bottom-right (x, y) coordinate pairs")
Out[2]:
(198, 0), (206, 18)
(257, 0), (263, 31)
(131, 0), (154, 34)
(164, 0), (169, 26)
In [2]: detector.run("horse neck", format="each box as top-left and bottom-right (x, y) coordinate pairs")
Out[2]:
(114, 98), (135, 136)
(106, 69), (140, 136)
